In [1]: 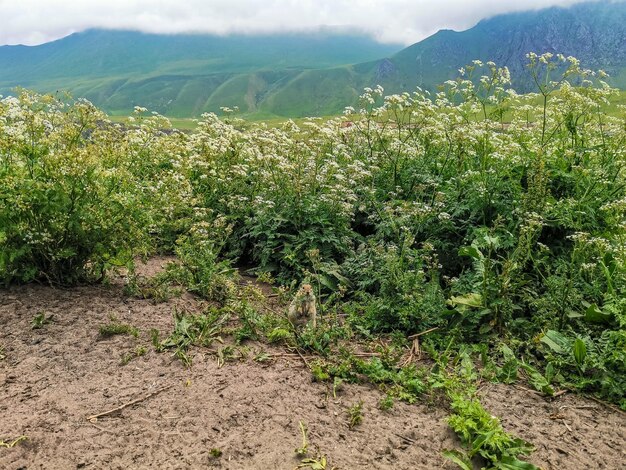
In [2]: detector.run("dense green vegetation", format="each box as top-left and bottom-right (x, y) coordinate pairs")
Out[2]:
(1, 53), (625, 468)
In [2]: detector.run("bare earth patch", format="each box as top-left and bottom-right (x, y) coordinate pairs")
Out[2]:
(1, 261), (625, 469)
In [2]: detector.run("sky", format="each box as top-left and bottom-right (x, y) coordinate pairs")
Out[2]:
(0, 0), (600, 46)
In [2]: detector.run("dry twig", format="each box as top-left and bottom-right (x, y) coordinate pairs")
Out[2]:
(269, 352), (380, 359)
(393, 432), (416, 444)
(87, 385), (172, 421)
(400, 338), (421, 367)
(407, 327), (439, 340)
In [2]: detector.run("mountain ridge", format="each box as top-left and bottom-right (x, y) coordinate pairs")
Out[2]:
(1, 1), (625, 118)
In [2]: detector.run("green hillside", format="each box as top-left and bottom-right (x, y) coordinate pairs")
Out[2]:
(1, 1), (625, 118)
(0, 29), (401, 81)
(0, 29), (400, 117)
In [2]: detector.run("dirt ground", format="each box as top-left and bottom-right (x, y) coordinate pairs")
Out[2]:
(1, 259), (625, 469)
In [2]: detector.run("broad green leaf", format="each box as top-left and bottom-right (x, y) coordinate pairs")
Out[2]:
(521, 363), (554, 396)
(498, 359), (519, 384)
(495, 456), (541, 470)
(459, 246), (482, 260)
(500, 344), (516, 361)
(448, 293), (483, 308)
(442, 449), (473, 470)
(540, 382), (555, 396)
(583, 303), (612, 323)
(573, 338), (587, 367)
(325, 268), (351, 287)
(472, 429), (496, 454)
(566, 311), (583, 319)
(602, 252), (616, 276)
(318, 274), (337, 290)
(483, 234), (500, 248)
(540, 330), (569, 354)
(544, 362), (555, 383)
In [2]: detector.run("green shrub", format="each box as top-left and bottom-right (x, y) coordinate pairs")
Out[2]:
(0, 92), (148, 284)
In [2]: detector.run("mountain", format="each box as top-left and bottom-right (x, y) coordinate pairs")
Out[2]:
(0, 29), (402, 82)
(0, 29), (400, 116)
(1, 1), (625, 118)
(275, 0), (626, 117)
(365, 0), (626, 94)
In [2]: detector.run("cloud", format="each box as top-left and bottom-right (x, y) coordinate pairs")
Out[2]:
(0, 0), (600, 46)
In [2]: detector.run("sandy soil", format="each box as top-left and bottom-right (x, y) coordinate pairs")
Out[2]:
(1, 259), (625, 469)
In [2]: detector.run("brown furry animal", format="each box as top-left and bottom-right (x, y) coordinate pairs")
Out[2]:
(287, 283), (317, 328)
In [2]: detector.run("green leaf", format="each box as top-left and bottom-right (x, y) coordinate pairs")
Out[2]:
(540, 330), (569, 354)
(325, 267), (352, 288)
(495, 456), (541, 470)
(540, 382), (555, 396)
(442, 449), (473, 470)
(583, 303), (611, 323)
(500, 344), (516, 361)
(459, 246), (482, 260)
(318, 273), (337, 290)
(566, 311), (583, 319)
(521, 363), (554, 397)
(602, 252), (616, 276)
(448, 293), (483, 308)
(483, 235), (500, 248)
(498, 359), (519, 384)
(472, 429), (496, 454)
(544, 362), (555, 383)
(573, 338), (587, 368)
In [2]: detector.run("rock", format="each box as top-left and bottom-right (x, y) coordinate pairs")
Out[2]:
(376, 59), (397, 81)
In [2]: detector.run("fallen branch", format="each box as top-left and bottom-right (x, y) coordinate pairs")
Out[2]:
(87, 385), (172, 421)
